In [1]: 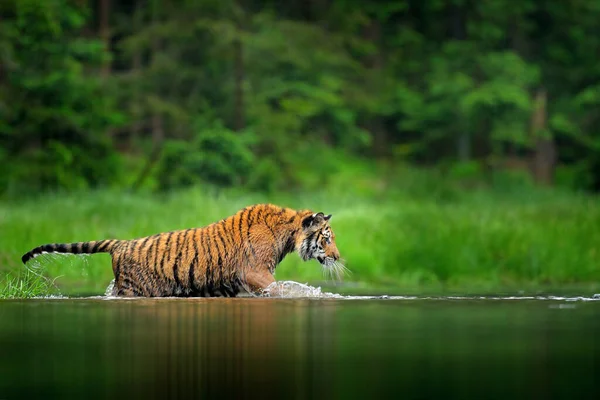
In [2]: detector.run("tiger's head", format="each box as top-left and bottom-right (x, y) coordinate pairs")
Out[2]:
(297, 212), (348, 280)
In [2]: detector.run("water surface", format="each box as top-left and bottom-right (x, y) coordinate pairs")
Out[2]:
(0, 291), (599, 399)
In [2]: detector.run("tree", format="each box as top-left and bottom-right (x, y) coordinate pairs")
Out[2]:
(0, 0), (123, 193)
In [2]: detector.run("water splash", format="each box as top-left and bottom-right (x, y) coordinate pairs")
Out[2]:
(20, 253), (66, 296)
(17, 252), (100, 299)
(27, 252), (89, 278)
(27, 278), (600, 302)
(104, 279), (116, 297)
(262, 281), (344, 299)
(260, 281), (600, 301)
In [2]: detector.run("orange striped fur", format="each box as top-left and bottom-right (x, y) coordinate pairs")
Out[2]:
(21, 204), (343, 297)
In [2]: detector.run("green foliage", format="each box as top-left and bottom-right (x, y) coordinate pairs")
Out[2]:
(158, 122), (256, 190)
(2, 0), (600, 194)
(0, 0), (124, 194)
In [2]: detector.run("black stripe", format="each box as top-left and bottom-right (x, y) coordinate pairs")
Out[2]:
(203, 233), (213, 293)
(306, 230), (318, 244)
(81, 242), (91, 253)
(212, 227), (227, 284)
(243, 207), (260, 268)
(246, 237), (258, 269)
(278, 233), (297, 264)
(42, 244), (53, 252)
(56, 243), (68, 253)
(122, 276), (135, 286)
(189, 232), (200, 293)
(152, 235), (163, 270)
(137, 236), (152, 262)
(251, 207), (263, 235)
(199, 232), (209, 288)
(90, 241), (101, 253)
(145, 238), (157, 269)
(158, 232), (175, 280)
(114, 252), (123, 282)
(105, 240), (118, 252)
(247, 205), (257, 226)
(217, 253), (227, 296)
(265, 224), (280, 268)
(228, 216), (235, 239)
(126, 239), (137, 256)
(97, 240), (110, 252)
(170, 232), (183, 285)
(172, 258), (180, 288)
(315, 231), (323, 244)
(238, 207), (248, 241)
(172, 231), (189, 288)
(122, 276), (136, 293)
(218, 222), (233, 249)
(265, 223), (277, 241)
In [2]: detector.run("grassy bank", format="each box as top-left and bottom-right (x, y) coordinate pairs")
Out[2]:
(1, 166), (600, 298)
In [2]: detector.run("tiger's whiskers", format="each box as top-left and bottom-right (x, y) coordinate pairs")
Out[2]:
(324, 258), (350, 282)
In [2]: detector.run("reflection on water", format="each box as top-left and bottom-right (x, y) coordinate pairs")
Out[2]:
(0, 296), (599, 399)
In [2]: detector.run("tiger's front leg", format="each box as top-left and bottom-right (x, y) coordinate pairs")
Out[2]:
(244, 268), (275, 294)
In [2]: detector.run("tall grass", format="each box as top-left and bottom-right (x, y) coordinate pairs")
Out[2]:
(1, 165), (599, 297)
(0, 269), (58, 299)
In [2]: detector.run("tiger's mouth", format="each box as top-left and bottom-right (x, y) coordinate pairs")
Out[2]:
(317, 256), (336, 269)
(317, 256), (350, 281)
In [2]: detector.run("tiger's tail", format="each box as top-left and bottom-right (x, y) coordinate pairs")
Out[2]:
(21, 240), (123, 264)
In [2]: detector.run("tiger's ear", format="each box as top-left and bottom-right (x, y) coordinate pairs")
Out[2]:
(302, 212), (326, 230)
(324, 214), (332, 221)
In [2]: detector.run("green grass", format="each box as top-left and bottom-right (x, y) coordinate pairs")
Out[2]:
(0, 269), (59, 299)
(1, 166), (600, 297)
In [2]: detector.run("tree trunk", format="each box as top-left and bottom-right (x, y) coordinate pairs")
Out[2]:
(531, 88), (556, 185)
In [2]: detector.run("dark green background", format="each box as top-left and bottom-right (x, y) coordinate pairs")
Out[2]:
(2, 0), (600, 194)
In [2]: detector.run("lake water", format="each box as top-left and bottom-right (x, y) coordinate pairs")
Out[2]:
(1, 285), (599, 400)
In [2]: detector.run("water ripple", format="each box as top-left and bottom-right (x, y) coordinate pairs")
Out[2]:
(19, 280), (600, 302)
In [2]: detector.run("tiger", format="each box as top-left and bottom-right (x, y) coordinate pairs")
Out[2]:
(21, 203), (345, 297)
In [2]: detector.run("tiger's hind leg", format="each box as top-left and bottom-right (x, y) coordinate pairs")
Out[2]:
(111, 255), (149, 297)
(115, 284), (137, 297)
(113, 273), (146, 297)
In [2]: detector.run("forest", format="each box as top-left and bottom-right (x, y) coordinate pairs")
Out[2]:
(2, 0), (600, 195)
(2, 0), (600, 296)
